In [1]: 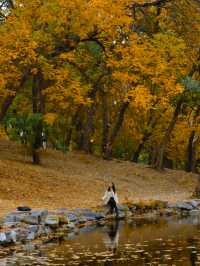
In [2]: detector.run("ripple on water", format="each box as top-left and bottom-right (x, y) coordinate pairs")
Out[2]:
(1, 217), (200, 265)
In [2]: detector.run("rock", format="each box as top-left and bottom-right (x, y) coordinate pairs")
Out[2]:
(44, 226), (53, 235)
(80, 212), (104, 222)
(27, 232), (35, 240)
(37, 225), (46, 236)
(65, 213), (78, 223)
(4, 222), (19, 228)
(7, 230), (17, 243)
(45, 215), (59, 228)
(56, 208), (68, 214)
(94, 213), (105, 220)
(22, 215), (39, 225)
(187, 200), (199, 208)
(126, 211), (133, 217)
(4, 212), (24, 223)
(28, 225), (39, 233)
(63, 223), (75, 230)
(22, 209), (48, 225)
(17, 206), (31, 212)
(16, 228), (29, 241)
(117, 212), (126, 219)
(130, 205), (137, 212)
(0, 233), (6, 243)
(58, 214), (69, 224)
(166, 203), (177, 209)
(0, 231), (17, 244)
(176, 202), (194, 211)
(78, 217), (88, 224)
(74, 208), (92, 215)
(117, 205), (129, 212)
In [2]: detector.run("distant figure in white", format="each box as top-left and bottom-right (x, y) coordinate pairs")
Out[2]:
(102, 182), (119, 217)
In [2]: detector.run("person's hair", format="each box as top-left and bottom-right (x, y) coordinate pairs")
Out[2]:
(112, 183), (116, 193)
(107, 186), (111, 191)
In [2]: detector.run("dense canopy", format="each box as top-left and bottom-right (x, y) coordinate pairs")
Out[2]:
(0, 0), (200, 170)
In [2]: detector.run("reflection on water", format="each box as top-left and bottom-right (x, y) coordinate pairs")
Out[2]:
(1, 216), (200, 265)
(104, 220), (119, 253)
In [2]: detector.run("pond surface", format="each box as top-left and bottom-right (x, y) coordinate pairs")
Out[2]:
(1, 215), (200, 265)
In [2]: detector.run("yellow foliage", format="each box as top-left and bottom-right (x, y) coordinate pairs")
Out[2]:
(43, 113), (57, 126)
(0, 127), (7, 140)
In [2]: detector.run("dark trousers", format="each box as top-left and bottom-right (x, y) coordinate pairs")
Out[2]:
(107, 197), (118, 216)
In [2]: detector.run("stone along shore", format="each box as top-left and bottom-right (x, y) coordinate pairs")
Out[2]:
(0, 199), (200, 247)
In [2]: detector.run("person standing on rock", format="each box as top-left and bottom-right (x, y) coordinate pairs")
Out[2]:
(102, 183), (119, 217)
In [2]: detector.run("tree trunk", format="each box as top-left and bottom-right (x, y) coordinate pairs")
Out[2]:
(132, 142), (144, 162)
(104, 101), (129, 158)
(153, 98), (182, 170)
(194, 176), (200, 198)
(0, 70), (29, 122)
(82, 83), (101, 153)
(32, 149), (40, 164)
(185, 107), (200, 172)
(101, 90), (110, 158)
(82, 104), (95, 153)
(132, 104), (161, 163)
(0, 95), (15, 122)
(186, 130), (196, 172)
(31, 75), (43, 164)
(65, 106), (81, 148)
(75, 112), (84, 149)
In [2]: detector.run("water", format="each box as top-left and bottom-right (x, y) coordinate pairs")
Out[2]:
(1, 215), (200, 265)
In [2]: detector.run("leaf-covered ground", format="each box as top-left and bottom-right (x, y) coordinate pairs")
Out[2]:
(0, 140), (197, 217)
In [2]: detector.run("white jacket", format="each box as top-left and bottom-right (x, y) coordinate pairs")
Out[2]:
(102, 190), (119, 205)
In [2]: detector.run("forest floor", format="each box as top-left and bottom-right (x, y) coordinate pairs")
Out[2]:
(0, 140), (197, 217)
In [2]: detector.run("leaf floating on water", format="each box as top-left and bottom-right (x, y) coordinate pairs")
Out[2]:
(135, 249), (144, 253)
(155, 251), (161, 254)
(72, 255), (80, 260)
(177, 247), (183, 251)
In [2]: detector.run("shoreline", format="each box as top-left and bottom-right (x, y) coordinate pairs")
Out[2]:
(0, 198), (200, 252)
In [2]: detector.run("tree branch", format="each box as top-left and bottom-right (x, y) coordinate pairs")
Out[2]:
(0, 69), (29, 122)
(132, 0), (171, 8)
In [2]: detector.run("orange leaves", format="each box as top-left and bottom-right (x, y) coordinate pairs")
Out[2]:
(128, 85), (153, 110)
(43, 113), (57, 126)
